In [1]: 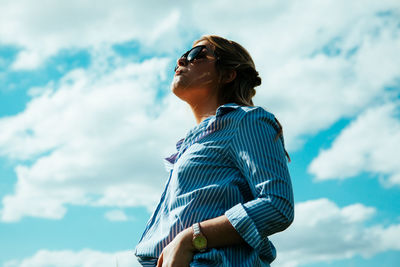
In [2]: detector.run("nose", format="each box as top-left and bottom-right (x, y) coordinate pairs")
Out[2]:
(177, 56), (188, 68)
(174, 56), (188, 72)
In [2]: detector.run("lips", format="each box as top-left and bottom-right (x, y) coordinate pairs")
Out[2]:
(175, 68), (186, 75)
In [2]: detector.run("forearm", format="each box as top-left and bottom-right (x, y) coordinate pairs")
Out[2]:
(157, 215), (246, 266)
(180, 215), (245, 251)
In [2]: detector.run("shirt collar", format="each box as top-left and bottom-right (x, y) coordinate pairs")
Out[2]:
(215, 103), (242, 117)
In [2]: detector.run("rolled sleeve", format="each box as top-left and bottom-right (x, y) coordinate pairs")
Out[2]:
(225, 202), (263, 250)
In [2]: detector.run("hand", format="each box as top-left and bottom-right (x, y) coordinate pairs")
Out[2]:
(157, 228), (195, 267)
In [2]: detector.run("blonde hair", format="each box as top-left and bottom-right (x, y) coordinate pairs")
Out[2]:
(194, 35), (261, 106)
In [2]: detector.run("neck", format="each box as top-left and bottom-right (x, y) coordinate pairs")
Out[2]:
(188, 97), (220, 124)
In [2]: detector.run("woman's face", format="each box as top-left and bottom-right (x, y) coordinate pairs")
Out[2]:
(171, 40), (220, 103)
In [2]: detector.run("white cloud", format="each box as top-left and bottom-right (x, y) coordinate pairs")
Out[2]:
(104, 209), (128, 222)
(0, 49), (194, 222)
(0, 0), (399, 222)
(250, 3), (400, 149)
(0, 0), (184, 70)
(4, 199), (399, 267)
(270, 199), (400, 267)
(0, 3), (399, 267)
(308, 102), (400, 187)
(1, 0), (399, 147)
(4, 249), (140, 267)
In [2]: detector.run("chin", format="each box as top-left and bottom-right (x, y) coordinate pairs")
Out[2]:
(171, 85), (184, 98)
(171, 81), (188, 95)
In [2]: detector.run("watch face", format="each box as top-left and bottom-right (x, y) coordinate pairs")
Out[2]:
(193, 235), (207, 250)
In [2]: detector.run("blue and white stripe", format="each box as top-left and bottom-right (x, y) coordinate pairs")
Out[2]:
(135, 103), (294, 266)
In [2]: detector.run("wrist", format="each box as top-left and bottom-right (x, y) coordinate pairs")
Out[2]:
(178, 227), (196, 252)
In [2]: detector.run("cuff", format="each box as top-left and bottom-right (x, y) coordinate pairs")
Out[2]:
(224, 203), (262, 251)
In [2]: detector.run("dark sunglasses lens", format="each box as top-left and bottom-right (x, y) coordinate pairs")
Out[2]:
(174, 46), (205, 72)
(187, 46), (203, 62)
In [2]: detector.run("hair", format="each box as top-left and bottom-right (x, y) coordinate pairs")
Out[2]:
(194, 35), (290, 162)
(194, 35), (261, 107)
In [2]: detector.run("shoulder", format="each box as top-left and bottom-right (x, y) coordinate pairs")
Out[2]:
(217, 103), (273, 117)
(241, 105), (275, 122)
(217, 103), (278, 129)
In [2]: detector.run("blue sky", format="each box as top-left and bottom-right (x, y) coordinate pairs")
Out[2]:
(0, 1), (399, 266)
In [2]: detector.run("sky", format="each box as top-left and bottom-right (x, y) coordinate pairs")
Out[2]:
(0, 0), (399, 266)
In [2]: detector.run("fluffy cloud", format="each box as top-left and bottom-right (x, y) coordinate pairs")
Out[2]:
(0, 0), (183, 70)
(4, 249), (140, 267)
(270, 199), (400, 267)
(4, 200), (399, 267)
(1, 0), (399, 222)
(251, 4), (400, 149)
(1, 0), (399, 146)
(0, 49), (194, 222)
(308, 102), (400, 187)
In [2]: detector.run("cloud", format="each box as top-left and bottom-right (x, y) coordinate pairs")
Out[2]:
(270, 198), (400, 267)
(104, 209), (128, 222)
(3, 249), (140, 267)
(308, 102), (400, 187)
(1, 0), (400, 222)
(0, 48), (194, 222)
(249, 3), (400, 149)
(4, 198), (400, 267)
(4, 200), (399, 267)
(0, 0), (183, 70)
(2, 0), (399, 146)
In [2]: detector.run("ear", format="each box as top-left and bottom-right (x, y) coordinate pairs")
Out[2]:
(222, 69), (237, 84)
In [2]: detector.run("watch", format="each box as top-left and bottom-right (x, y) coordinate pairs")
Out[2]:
(192, 222), (207, 252)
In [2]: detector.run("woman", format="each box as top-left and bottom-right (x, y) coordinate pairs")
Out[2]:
(135, 35), (294, 267)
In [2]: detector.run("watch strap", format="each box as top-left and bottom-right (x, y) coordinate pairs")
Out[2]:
(193, 222), (201, 235)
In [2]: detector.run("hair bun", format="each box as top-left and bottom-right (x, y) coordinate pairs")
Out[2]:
(253, 71), (262, 87)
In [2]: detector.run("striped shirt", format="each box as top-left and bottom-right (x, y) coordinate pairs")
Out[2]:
(135, 103), (294, 266)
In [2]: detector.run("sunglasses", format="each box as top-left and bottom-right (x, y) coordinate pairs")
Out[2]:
(174, 45), (217, 72)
